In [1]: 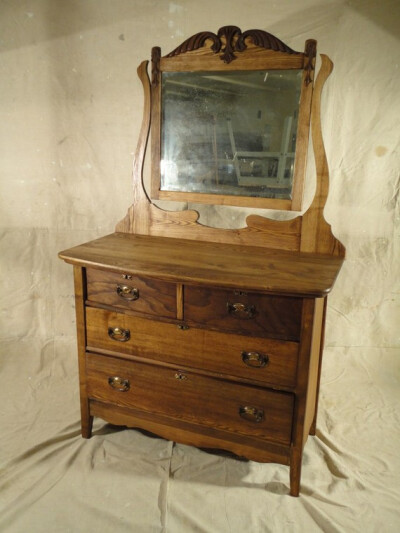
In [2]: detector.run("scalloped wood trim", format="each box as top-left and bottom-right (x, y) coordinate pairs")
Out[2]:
(166, 25), (301, 64)
(116, 54), (344, 257)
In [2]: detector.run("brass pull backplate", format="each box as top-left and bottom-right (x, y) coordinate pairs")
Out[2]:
(239, 405), (264, 423)
(116, 284), (139, 301)
(227, 302), (256, 319)
(108, 376), (130, 392)
(108, 327), (130, 342)
(241, 351), (269, 368)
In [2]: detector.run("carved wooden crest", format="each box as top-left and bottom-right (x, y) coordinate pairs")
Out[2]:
(166, 25), (300, 64)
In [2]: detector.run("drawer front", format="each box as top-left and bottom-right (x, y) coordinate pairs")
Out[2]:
(86, 269), (176, 318)
(86, 307), (299, 388)
(86, 352), (294, 445)
(184, 286), (302, 341)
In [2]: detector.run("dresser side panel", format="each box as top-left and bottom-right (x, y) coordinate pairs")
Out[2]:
(73, 266), (93, 438)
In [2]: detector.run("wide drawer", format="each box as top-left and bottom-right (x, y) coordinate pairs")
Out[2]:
(86, 352), (294, 445)
(86, 307), (299, 389)
(184, 286), (303, 341)
(86, 268), (176, 318)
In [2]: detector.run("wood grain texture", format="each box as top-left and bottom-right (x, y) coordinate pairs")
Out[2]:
(90, 400), (291, 465)
(115, 60), (154, 235)
(309, 296), (327, 435)
(73, 266), (93, 438)
(85, 307), (299, 389)
(289, 298), (316, 496)
(155, 190), (293, 211)
(304, 297), (325, 439)
(160, 48), (304, 71)
(300, 54), (345, 257)
(59, 232), (344, 297)
(115, 52), (344, 258)
(60, 30), (346, 497)
(165, 26), (301, 63)
(152, 31), (310, 211)
(86, 352), (294, 445)
(116, 55), (305, 245)
(290, 41), (316, 210)
(184, 285), (302, 341)
(86, 268), (176, 318)
(176, 283), (184, 320)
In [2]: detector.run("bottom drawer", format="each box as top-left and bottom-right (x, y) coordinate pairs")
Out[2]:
(86, 352), (294, 446)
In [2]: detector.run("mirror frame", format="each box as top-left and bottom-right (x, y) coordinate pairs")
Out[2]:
(150, 26), (316, 211)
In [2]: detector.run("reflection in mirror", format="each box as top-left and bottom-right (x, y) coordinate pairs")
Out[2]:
(161, 69), (302, 199)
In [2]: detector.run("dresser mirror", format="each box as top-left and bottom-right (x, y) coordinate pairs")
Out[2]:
(151, 27), (316, 211)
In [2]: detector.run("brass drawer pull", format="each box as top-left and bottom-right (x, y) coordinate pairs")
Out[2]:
(241, 351), (269, 368)
(108, 327), (130, 342)
(116, 284), (139, 301)
(175, 372), (187, 380)
(227, 302), (256, 319)
(239, 406), (264, 423)
(108, 376), (130, 392)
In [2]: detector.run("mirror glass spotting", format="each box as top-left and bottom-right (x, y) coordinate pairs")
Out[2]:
(161, 69), (302, 199)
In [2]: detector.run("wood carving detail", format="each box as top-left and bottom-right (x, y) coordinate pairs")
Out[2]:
(166, 30), (222, 58)
(166, 25), (300, 63)
(304, 40), (317, 86)
(236, 29), (299, 55)
(218, 25), (241, 63)
(151, 47), (161, 87)
(117, 36), (344, 258)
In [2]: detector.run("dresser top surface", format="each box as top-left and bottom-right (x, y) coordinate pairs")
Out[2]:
(59, 232), (344, 297)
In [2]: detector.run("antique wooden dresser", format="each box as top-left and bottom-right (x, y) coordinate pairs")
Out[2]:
(59, 26), (344, 496)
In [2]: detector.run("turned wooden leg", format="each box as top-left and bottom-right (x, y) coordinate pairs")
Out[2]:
(81, 414), (93, 439)
(80, 398), (93, 438)
(289, 447), (301, 497)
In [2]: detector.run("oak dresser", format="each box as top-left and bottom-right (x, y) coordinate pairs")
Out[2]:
(59, 26), (345, 496)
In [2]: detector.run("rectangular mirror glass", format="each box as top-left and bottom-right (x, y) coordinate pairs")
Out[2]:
(160, 69), (303, 199)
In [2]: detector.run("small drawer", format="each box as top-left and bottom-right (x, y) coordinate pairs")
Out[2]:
(86, 352), (294, 445)
(86, 308), (299, 389)
(86, 269), (176, 318)
(184, 286), (302, 341)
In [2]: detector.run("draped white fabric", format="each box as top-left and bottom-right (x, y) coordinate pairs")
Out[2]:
(1, 1), (399, 531)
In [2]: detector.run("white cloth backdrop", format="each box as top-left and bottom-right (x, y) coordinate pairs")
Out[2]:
(1, 1), (399, 531)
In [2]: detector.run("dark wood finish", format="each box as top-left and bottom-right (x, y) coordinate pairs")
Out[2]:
(184, 286), (302, 341)
(86, 352), (294, 445)
(303, 39), (317, 86)
(166, 25), (301, 64)
(85, 307), (299, 389)
(86, 268), (176, 318)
